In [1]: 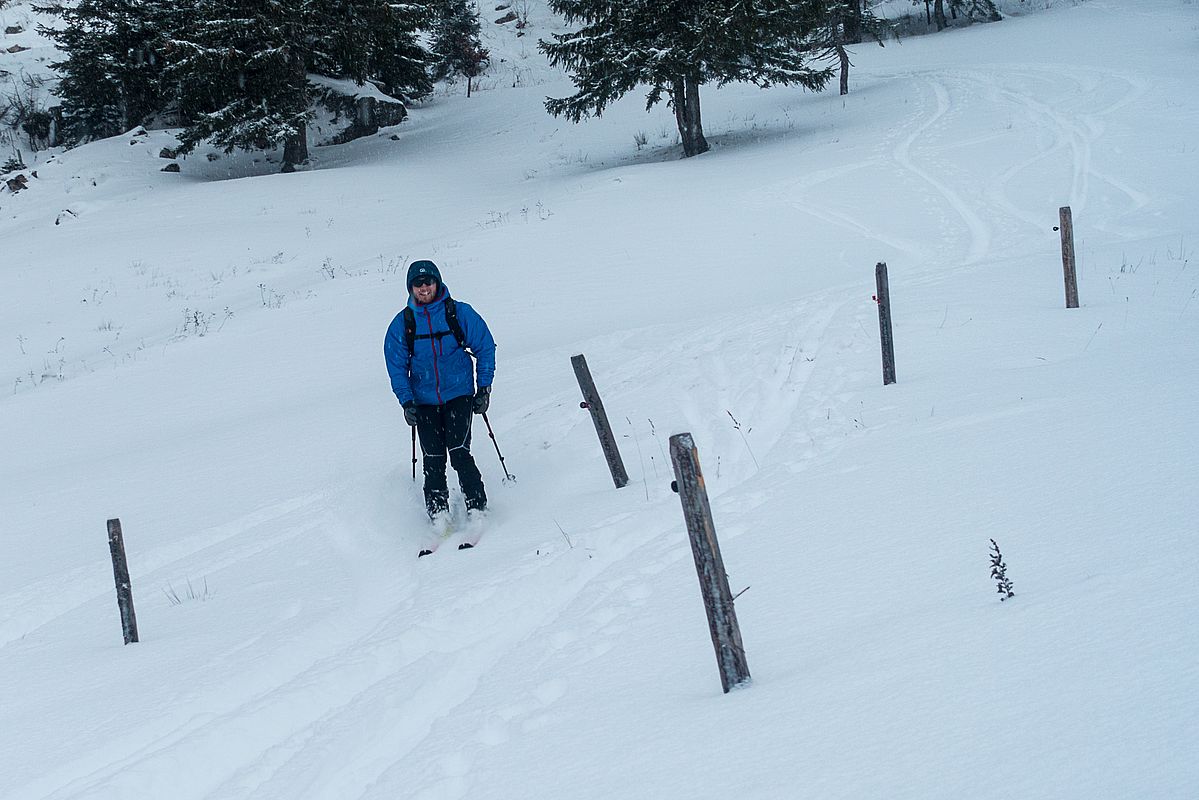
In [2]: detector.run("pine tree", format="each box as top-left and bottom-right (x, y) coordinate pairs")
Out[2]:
(948, 0), (1000, 23)
(539, 0), (834, 158)
(808, 1), (888, 96)
(309, 0), (434, 102)
(40, 0), (433, 168)
(430, 0), (489, 96)
(35, 0), (176, 143)
(165, 0), (314, 169)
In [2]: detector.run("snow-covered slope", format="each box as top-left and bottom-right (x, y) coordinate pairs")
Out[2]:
(2, 1), (1197, 798)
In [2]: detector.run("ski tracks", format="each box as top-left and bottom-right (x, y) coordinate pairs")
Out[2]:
(778, 63), (1149, 272)
(892, 77), (993, 266)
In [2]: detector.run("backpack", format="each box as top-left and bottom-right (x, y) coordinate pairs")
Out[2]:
(403, 297), (473, 358)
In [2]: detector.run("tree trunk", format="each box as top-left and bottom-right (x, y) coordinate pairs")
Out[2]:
(925, 0), (932, 24)
(671, 76), (709, 158)
(843, 0), (863, 44)
(282, 51), (308, 172)
(934, 0), (948, 30)
(837, 43), (850, 96)
(282, 125), (308, 172)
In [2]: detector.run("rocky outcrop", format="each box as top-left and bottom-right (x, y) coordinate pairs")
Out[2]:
(312, 82), (407, 146)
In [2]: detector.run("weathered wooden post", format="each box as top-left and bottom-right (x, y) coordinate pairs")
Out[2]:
(571, 354), (629, 489)
(669, 433), (750, 693)
(107, 518), (139, 645)
(875, 262), (897, 386)
(1058, 206), (1079, 308)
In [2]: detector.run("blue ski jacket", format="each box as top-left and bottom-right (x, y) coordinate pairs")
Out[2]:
(383, 284), (496, 407)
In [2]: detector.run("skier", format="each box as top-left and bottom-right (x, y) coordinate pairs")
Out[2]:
(384, 260), (496, 519)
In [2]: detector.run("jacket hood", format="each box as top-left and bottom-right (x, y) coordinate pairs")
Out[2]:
(406, 259), (442, 289)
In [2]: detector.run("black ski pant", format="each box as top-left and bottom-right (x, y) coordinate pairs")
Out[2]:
(414, 394), (486, 517)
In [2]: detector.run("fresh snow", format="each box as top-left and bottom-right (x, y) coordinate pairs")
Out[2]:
(1, 1), (1198, 798)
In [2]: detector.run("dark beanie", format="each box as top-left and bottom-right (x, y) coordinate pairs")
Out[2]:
(407, 259), (442, 290)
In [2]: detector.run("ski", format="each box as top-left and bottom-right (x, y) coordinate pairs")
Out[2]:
(455, 510), (488, 550)
(417, 512), (455, 558)
(415, 509), (486, 556)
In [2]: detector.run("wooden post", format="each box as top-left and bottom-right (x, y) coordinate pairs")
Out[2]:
(669, 433), (750, 693)
(875, 262), (897, 386)
(571, 354), (629, 489)
(107, 518), (139, 644)
(1059, 206), (1079, 308)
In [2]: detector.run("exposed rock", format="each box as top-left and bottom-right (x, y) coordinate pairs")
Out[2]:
(5, 174), (28, 193)
(159, 147), (178, 159)
(5, 25), (25, 34)
(315, 86), (407, 146)
(495, 11), (518, 24)
(494, 3), (510, 9)
(6, 44), (30, 53)
(161, 163), (181, 173)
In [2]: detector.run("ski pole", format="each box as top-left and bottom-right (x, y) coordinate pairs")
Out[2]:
(481, 412), (515, 482)
(411, 426), (418, 482)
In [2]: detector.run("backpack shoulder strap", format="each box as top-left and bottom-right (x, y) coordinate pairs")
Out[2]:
(443, 297), (473, 357)
(402, 307), (416, 354)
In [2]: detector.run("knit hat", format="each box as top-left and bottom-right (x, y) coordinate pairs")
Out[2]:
(407, 259), (442, 290)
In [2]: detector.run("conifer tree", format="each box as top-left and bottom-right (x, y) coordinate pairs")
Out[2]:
(35, 0), (176, 143)
(430, 0), (489, 97)
(165, 0), (314, 169)
(809, 1), (888, 96)
(539, 0), (833, 158)
(948, 0), (1000, 23)
(40, 0), (432, 167)
(309, 0), (434, 101)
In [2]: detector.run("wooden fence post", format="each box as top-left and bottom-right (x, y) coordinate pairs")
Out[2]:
(107, 518), (139, 645)
(571, 354), (629, 489)
(669, 433), (750, 693)
(1058, 206), (1079, 308)
(875, 262), (897, 386)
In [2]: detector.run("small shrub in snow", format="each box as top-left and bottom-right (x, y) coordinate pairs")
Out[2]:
(726, 409), (759, 469)
(989, 538), (1015, 601)
(164, 577), (213, 605)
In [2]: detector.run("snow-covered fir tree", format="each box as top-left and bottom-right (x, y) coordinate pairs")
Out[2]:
(429, 0), (489, 97)
(913, 0), (999, 30)
(808, 1), (889, 96)
(308, 0), (434, 102)
(165, 0), (314, 169)
(35, 0), (176, 143)
(39, 0), (433, 168)
(539, 0), (834, 157)
(949, 0), (1001, 23)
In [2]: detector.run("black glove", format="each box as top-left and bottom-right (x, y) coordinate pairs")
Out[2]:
(473, 385), (491, 415)
(403, 403), (418, 426)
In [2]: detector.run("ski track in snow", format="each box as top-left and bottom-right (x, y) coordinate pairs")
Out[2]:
(780, 62), (1151, 269)
(11, 283), (876, 800)
(892, 77), (994, 266)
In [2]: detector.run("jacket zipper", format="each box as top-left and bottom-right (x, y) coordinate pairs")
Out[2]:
(423, 306), (443, 404)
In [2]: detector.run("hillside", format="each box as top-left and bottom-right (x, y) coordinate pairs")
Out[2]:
(2, 1), (1198, 798)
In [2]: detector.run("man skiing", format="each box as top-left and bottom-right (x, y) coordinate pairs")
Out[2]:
(384, 260), (496, 519)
